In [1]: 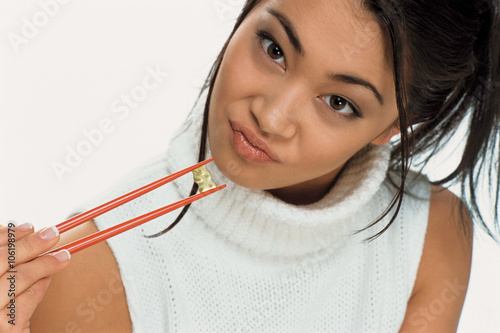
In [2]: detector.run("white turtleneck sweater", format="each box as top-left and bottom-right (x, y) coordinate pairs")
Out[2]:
(81, 89), (430, 332)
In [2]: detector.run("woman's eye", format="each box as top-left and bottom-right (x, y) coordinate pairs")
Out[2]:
(323, 95), (361, 118)
(262, 39), (285, 64)
(257, 30), (285, 66)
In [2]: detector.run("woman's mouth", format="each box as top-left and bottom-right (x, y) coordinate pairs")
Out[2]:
(229, 120), (280, 164)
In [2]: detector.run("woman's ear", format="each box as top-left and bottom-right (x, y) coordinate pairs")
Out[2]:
(371, 124), (400, 145)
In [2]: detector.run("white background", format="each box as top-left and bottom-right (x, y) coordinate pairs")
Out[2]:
(0, 1), (499, 331)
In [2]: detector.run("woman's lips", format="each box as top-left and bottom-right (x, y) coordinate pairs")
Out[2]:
(229, 120), (280, 164)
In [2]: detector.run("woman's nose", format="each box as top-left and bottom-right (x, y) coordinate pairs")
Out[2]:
(250, 88), (300, 139)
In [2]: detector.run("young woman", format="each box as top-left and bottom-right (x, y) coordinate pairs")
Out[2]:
(2, 0), (499, 331)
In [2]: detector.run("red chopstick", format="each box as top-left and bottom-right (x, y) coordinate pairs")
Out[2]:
(56, 158), (215, 234)
(43, 184), (225, 255)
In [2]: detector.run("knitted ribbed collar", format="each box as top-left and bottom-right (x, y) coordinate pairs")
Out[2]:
(166, 89), (391, 258)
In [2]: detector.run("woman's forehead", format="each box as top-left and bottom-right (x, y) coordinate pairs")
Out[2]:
(253, 0), (390, 60)
(250, 0), (395, 97)
(254, 0), (382, 35)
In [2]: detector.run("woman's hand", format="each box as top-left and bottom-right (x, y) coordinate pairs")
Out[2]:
(0, 222), (71, 333)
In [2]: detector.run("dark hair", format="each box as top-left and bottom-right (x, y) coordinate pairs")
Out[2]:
(147, 0), (500, 242)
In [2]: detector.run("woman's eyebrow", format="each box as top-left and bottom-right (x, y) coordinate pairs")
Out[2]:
(266, 8), (305, 56)
(266, 7), (385, 106)
(328, 73), (384, 105)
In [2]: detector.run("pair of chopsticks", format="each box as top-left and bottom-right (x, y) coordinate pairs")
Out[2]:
(42, 158), (225, 256)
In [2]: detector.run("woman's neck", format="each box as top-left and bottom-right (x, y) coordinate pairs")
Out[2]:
(266, 165), (346, 205)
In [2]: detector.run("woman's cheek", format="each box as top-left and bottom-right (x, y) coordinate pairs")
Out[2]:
(236, 34), (277, 89)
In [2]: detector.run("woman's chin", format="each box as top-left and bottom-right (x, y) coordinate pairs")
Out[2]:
(213, 159), (275, 190)
(218, 165), (264, 189)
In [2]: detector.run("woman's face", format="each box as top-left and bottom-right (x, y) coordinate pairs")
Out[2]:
(208, 0), (399, 204)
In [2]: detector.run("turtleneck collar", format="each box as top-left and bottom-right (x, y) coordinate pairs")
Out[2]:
(166, 89), (391, 258)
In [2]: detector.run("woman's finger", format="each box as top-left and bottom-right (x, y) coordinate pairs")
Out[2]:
(0, 226), (60, 272)
(0, 222), (35, 247)
(0, 250), (71, 309)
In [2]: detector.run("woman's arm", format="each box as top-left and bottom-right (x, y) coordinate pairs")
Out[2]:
(30, 220), (132, 332)
(399, 186), (473, 332)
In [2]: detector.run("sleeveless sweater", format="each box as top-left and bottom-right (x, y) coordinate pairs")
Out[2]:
(83, 89), (431, 332)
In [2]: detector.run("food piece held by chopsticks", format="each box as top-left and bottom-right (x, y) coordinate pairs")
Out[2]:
(192, 165), (217, 193)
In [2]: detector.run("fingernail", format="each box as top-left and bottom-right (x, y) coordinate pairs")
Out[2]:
(39, 226), (59, 240)
(51, 249), (71, 262)
(17, 223), (33, 231)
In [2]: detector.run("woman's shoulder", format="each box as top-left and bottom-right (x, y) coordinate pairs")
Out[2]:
(400, 185), (473, 331)
(423, 186), (473, 284)
(31, 220), (132, 332)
